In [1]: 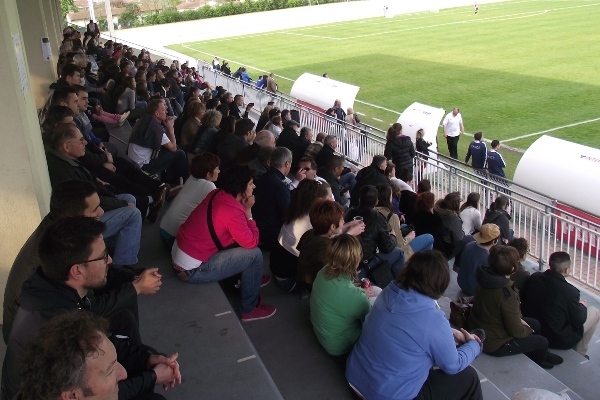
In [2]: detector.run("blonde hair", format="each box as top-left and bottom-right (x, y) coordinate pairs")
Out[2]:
(324, 234), (363, 281)
(416, 129), (425, 140)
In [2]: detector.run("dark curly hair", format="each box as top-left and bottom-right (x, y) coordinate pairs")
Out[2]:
(20, 311), (110, 400)
(216, 165), (254, 196)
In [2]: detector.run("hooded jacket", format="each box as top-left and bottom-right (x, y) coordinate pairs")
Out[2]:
(433, 201), (464, 257)
(468, 266), (533, 353)
(345, 206), (398, 261)
(0, 268), (151, 400)
(349, 165), (389, 207)
(384, 135), (415, 175)
(482, 208), (511, 243)
(346, 283), (481, 400)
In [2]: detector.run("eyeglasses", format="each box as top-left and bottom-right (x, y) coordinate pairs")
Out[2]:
(79, 249), (109, 265)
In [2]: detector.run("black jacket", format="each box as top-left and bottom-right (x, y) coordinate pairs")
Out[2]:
(350, 166), (389, 207)
(45, 148), (127, 211)
(432, 201), (465, 257)
(482, 208), (511, 243)
(0, 268), (151, 400)
(315, 145), (335, 169)
(520, 270), (587, 349)
(276, 127), (298, 153)
(345, 206), (397, 260)
(217, 134), (248, 171)
(253, 168), (291, 249)
(413, 209), (446, 248)
(384, 136), (415, 176)
(317, 167), (348, 207)
(292, 136), (311, 172)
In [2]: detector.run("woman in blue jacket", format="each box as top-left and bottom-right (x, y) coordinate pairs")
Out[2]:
(346, 250), (484, 400)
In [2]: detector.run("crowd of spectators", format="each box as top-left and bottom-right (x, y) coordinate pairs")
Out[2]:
(2, 23), (598, 400)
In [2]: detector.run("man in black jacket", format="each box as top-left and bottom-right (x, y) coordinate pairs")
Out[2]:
(345, 185), (405, 276)
(276, 120), (300, 153)
(317, 155), (349, 208)
(253, 147), (298, 250)
(521, 252), (600, 356)
(2, 180), (161, 345)
(350, 155), (388, 207)
(1, 217), (176, 400)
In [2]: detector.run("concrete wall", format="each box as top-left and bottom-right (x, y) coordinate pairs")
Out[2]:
(0, 0), (56, 321)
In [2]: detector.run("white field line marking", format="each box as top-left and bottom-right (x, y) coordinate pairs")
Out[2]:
(356, 112), (365, 116)
(503, 117), (600, 143)
(342, 9), (550, 40)
(279, 31), (342, 40)
(237, 355), (257, 363)
(355, 99), (402, 115)
(372, 117), (383, 122)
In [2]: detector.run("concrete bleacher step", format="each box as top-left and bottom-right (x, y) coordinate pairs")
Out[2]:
(472, 353), (582, 400)
(544, 349), (600, 400)
(107, 120), (132, 156)
(138, 279), (283, 400)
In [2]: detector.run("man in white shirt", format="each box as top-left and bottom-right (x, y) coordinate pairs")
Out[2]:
(128, 99), (189, 186)
(443, 107), (465, 159)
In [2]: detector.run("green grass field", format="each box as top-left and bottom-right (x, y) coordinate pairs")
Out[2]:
(168, 0), (600, 178)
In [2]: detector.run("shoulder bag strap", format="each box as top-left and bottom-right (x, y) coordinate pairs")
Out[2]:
(207, 189), (224, 251)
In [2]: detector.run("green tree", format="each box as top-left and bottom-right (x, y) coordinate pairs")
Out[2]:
(60, 0), (78, 18)
(119, 3), (141, 28)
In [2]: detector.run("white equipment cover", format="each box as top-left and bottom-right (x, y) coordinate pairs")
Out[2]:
(396, 102), (445, 155)
(290, 73), (360, 114)
(514, 135), (600, 217)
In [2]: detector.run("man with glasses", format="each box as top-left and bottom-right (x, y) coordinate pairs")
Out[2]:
(3, 180), (161, 344)
(1, 217), (177, 400)
(44, 123), (143, 268)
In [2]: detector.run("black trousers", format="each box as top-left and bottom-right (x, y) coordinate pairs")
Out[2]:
(446, 135), (460, 159)
(414, 365), (482, 400)
(487, 317), (548, 364)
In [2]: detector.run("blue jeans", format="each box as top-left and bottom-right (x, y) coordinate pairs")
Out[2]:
(377, 246), (405, 278)
(142, 149), (189, 185)
(181, 247), (263, 314)
(409, 234), (434, 253)
(101, 197), (141, 265)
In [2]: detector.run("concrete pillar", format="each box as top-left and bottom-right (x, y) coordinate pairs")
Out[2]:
(0, 0), (53, 320)
(16, 0), (61, 110)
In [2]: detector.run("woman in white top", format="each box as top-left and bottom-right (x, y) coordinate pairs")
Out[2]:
(159, 152), (220, 250)
(270, 179), (332, 292)
(459, 192), (483, 235)
(265, 115), (283, 140)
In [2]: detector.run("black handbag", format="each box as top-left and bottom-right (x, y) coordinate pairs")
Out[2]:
(360, 255), (394, 288)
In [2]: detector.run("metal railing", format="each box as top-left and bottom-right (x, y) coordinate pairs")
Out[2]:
(413, 152), (600, 292)
(68, 29), (600, 292)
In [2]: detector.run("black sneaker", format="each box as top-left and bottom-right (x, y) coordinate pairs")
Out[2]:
(539, 360), (555, 369)
(546, 352), (564, 365)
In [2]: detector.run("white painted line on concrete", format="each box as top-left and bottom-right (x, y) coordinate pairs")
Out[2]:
(503, 117), (600, 143)
(480, 378), (488, 383)
(214, 311), (232, 317)
(595, 339), (600, 343)
(580, 360), (590, 365)
(237, 355), (257, 363)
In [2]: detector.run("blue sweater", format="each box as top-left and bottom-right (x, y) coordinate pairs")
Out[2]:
(346, 284), (481, 400)
(457, 241), (490, 296)
(487, 150), (506, 177)
(465, 140), (487, 169)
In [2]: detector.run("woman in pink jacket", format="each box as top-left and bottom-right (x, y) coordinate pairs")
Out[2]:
(172, 165), (276, 321)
